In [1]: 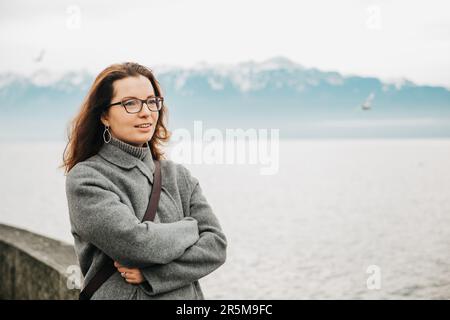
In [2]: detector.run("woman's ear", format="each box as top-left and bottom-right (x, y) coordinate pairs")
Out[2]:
(100, 112), (109, 127)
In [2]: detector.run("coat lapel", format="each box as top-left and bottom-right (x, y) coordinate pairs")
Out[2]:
(98, 142), (155, 185)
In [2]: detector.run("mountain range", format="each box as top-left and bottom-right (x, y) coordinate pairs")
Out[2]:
(1, 56), (449, 140)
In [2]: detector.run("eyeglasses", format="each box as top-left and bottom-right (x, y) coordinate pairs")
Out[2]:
(108, 96), (164, 113)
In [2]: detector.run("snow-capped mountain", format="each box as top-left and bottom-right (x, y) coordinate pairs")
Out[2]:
(1, 56), (449, 140)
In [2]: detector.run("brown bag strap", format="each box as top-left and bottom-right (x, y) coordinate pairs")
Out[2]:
(79, 160), (161, 300)
(142, 159), (161, 222)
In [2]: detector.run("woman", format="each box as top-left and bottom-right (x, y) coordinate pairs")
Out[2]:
(62, 62), (227, 300)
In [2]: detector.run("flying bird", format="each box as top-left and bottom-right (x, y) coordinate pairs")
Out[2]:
(361, 92), (375, 111)
(33, 49), (45, 63)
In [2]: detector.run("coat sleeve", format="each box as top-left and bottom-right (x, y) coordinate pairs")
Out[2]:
(65, 163), (200, 268)
(139, 165), (227, 296)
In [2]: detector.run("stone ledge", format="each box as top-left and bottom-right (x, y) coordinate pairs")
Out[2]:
(0, 223), (80, 299)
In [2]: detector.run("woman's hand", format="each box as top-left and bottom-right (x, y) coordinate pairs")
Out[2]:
(114, 261), (145, 285)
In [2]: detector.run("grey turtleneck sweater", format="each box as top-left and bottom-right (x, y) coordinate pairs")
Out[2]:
(108, 135), (155, 173)
(108, 135), (149, 160)
(65, 135), (227, 300)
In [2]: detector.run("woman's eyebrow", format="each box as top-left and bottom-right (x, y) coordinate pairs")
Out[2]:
(122, 95), (156, 100)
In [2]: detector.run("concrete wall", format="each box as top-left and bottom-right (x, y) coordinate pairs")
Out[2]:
(0, 223), (81, 299)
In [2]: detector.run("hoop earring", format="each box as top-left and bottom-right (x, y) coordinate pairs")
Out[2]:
(103, 125), (111, 143)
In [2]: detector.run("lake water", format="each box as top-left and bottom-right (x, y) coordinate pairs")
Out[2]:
(1, 139), (449, 299)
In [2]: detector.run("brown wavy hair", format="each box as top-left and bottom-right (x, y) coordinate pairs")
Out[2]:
(60, 62), (171, 174)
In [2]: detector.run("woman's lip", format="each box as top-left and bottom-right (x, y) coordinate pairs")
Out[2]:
(135, 122), (152, 127)
(135, 125), (152, 132)
(134, 123), (152, 127)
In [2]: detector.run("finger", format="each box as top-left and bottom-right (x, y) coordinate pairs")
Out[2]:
(127, 272), (139, 278)
(116, 264), (136, 270)
(125, 277), (138, 283)
(120, 271), (136, 279)
(130, 278), (144, 284)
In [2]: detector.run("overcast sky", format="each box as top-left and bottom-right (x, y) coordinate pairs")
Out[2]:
(1, 0), (449, 88)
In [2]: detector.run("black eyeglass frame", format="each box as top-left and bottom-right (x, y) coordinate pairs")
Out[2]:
(107, 96), (164, 113)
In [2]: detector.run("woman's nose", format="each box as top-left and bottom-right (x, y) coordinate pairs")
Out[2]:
(139, 102), (152, 116)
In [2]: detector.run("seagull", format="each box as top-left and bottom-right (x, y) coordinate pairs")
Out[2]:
(361, 92), (375, 111)
(33, 49), (45, 63)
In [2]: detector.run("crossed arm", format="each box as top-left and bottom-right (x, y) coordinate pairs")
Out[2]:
(66, 163), (227, 296)
(66, 164), (200, 268)
(137, 166), (228, 296)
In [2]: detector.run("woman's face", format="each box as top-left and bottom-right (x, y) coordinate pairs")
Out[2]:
(101, 75), (159, 147)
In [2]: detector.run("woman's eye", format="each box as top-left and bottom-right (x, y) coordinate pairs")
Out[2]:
(124, 100), (137, 107)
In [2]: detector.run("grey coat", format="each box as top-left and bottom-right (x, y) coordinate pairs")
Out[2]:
(65, 141), (227, 299)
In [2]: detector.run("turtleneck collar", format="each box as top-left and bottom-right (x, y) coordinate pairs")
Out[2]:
(108, 135), (149, 161)
(98, 135), (156, 184)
